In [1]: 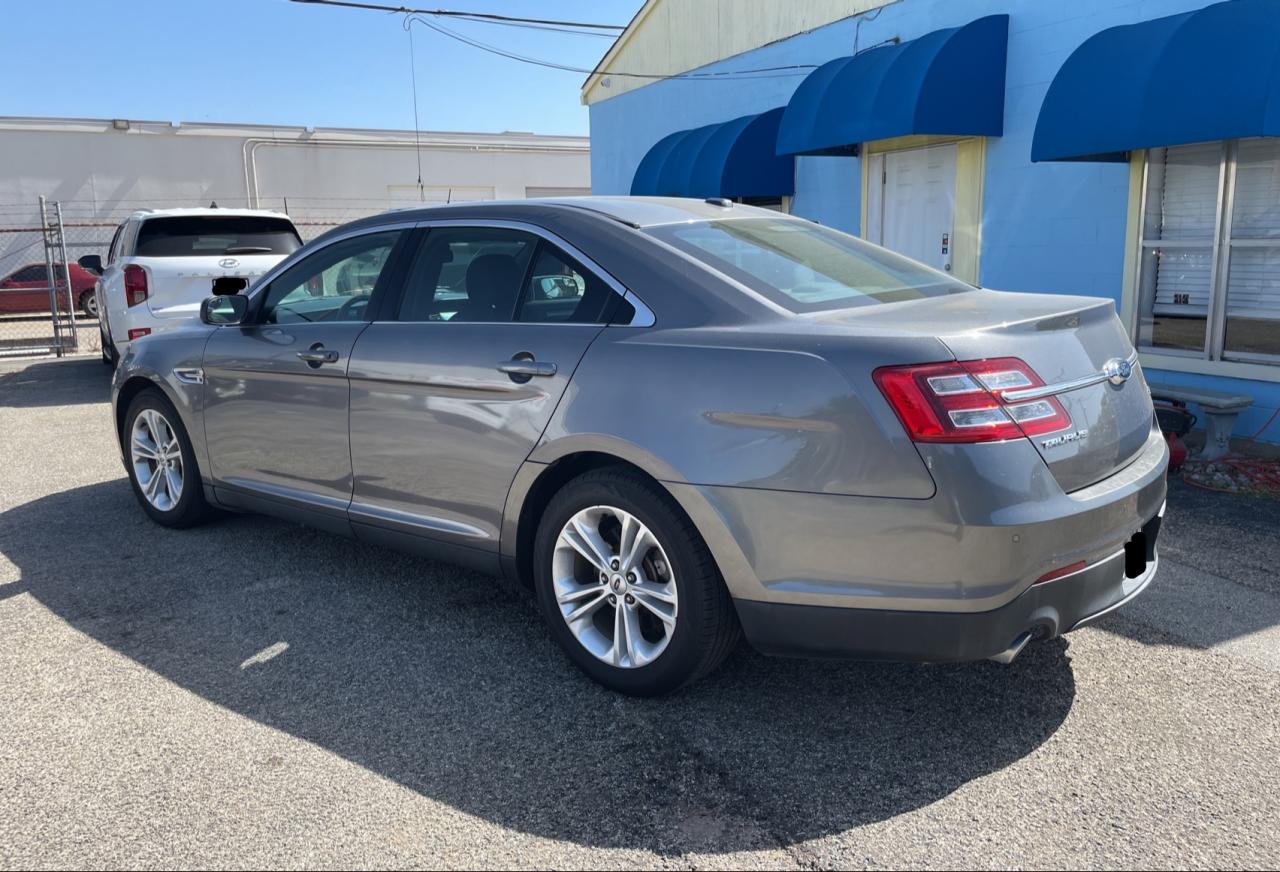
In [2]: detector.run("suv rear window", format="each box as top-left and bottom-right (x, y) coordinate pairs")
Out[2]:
(133, 216), (301, 258)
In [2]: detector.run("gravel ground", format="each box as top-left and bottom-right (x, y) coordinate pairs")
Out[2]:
(1, 357), (1278, 870)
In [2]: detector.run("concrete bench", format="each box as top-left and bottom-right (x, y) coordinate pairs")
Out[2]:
(1148, 382), (1252, 460)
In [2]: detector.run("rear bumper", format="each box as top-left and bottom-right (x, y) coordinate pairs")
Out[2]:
(669, 426), (1168, 610)
(663, 423), (1169, 661)
(736, 509), (1162, 662)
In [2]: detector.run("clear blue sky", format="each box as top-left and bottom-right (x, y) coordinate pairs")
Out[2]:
(1, 0), (642, 135)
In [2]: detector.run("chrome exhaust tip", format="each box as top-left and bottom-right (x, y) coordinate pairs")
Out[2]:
(989, 630), (1035, 664)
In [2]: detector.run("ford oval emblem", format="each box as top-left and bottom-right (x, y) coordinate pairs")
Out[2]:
(1103, 357), (1133, 386)
(219, 257), (239, 269)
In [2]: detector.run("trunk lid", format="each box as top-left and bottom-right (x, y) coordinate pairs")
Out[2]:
(818, 289), (1155, 492)
(134, 254), (285, 318)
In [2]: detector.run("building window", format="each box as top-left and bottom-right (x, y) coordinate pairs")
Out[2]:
(1138, 138), (1280, 363)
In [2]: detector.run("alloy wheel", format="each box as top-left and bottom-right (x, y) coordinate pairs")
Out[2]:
(552, 505), (678, 668)
(130, 408), (184, 512)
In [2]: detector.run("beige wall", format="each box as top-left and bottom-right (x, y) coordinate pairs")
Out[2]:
(859, 134), (986, 286)
(583, 0), (894, 105)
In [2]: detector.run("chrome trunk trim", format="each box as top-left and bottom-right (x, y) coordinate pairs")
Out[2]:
(1001, 351), (1139, 403)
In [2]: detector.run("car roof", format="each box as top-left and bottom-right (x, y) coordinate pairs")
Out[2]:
(370, 196), (787, 229)
(128, 207), (293, 222)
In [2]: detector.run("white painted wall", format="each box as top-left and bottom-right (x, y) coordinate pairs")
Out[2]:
(0, 116), (590, 227)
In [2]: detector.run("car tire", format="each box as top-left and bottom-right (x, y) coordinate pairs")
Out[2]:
(79, 290), (98, 320)
(533, 466), (740, 696)
(123, 388), (211, 528)
(100, 329), (116, 365)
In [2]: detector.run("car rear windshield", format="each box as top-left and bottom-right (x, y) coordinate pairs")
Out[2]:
(133, 216), (302, 258)
(647, 217), (974, 313)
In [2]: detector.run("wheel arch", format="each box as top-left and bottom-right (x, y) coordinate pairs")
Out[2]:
(505, 449), (679, 591)
(114, 375), (186, 449)
(503, 440), (760, 605)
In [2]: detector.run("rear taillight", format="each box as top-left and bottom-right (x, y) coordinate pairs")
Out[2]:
(124, 264), (148, 306)
(873, 357), (1071, 444)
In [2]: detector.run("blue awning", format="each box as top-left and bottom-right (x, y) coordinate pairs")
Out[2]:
(776, 15), (1008, 156)
(1033, 0), (1280, 162)
(629, 130), (689, 197)
(630, 109), (795, 198)
(654, 124), (721, 196)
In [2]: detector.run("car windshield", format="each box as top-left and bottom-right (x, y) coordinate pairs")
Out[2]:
(647, 217), (974, 313)
(134, 216), (302, 258)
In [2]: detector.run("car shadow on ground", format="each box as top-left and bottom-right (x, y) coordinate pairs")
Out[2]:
(0, 480), (1077, 854)
(0, 358), (112, 407)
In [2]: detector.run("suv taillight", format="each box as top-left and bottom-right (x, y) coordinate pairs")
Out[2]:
(124, 264), (148, 307)
(873, 357), (1071, 444)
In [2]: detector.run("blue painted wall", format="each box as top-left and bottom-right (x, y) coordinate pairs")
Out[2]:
(588, 0), (1280, 444)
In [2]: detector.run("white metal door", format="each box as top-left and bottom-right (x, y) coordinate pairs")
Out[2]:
(868, 144), (957, 272)
(866, 153), (886, 246)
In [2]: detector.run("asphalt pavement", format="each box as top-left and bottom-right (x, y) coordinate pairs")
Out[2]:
(1, 356), (1277, 869)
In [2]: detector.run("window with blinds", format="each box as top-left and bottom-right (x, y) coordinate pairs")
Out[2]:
(1136, 138), (1280, 363)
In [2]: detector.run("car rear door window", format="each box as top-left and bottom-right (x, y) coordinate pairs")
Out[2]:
(397, 228), (537, 322)
(515, 243), (613, 324)
(396, 228), (617, 324)
(134, 216), (302, 258)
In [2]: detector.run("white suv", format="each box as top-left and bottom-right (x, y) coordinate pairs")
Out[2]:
(97, 208), (302, 363)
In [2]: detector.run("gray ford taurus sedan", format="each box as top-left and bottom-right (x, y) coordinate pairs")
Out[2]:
(112, 197), (1167, 695)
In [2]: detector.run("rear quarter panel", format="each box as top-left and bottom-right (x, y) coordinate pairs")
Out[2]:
(533, 325), (940, 498)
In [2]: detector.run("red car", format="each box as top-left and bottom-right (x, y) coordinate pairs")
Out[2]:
(0, 262), (100, 318)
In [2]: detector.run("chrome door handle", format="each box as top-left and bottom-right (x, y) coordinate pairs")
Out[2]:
(297, 347), (340, 365)
(497, 359), (557, 378)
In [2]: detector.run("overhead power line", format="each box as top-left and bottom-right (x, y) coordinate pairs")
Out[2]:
(292, 0), (818, 81)
(290, 0), (625, 31)
(402, 14), (817, 81)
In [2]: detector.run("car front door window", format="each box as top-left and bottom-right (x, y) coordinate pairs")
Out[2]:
(13, 266), (47, 284)
(106, 225), (124, 266)
(261, 231), (402, 325)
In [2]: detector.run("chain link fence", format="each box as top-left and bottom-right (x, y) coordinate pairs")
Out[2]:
(0, 196), (407, 359)
(0, 201), (84, 357)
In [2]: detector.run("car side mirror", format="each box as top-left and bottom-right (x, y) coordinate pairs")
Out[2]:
(78, 254), (104, 274)
(200, 293), (248, 325)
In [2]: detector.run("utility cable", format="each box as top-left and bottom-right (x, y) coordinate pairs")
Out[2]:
(403, 14), (816, 81)
(291, 0), (625, 31)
